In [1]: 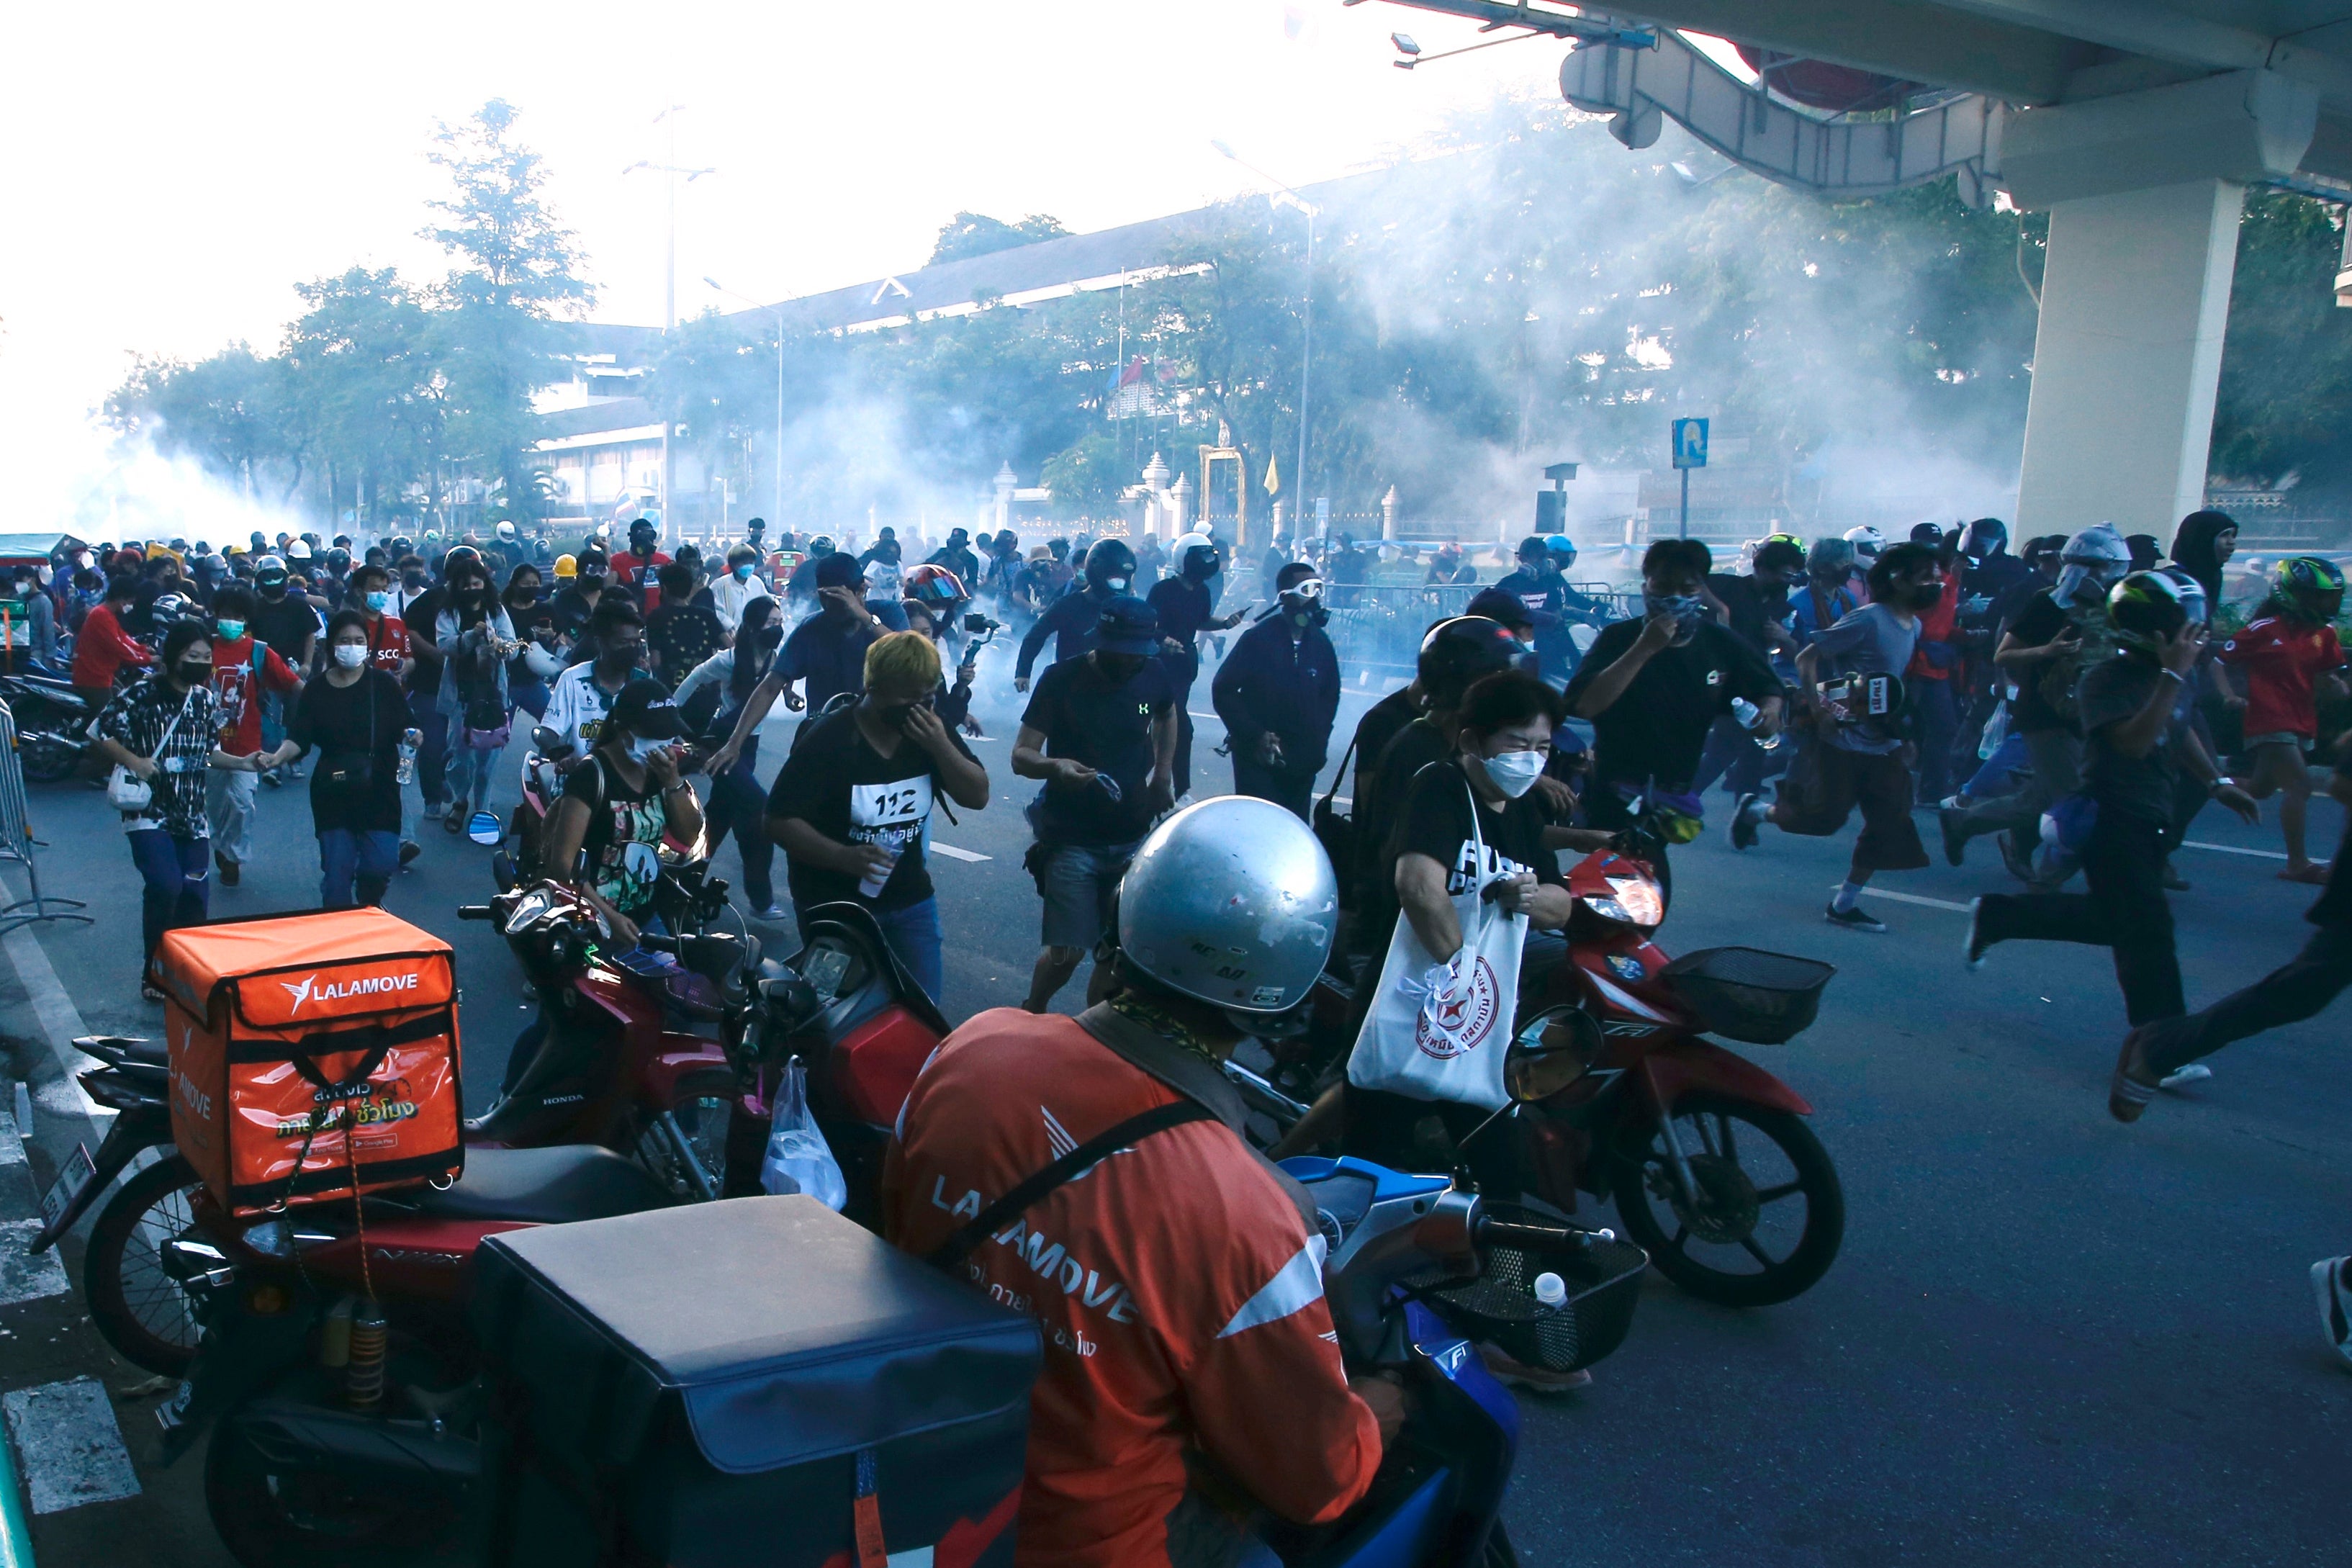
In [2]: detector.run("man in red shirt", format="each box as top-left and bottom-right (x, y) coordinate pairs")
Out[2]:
(204, 585), (301, 886)
(2222, 557), (2350, 881)
(348, 562), (414, 680)
(1904, 527), (1966, 803)
(616, 518), (671, 611)
(885, 798), (1393, 1568)
(70, 575), (150, 708)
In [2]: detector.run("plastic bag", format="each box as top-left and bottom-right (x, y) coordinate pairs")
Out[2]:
(760, 1057), (848, 1210)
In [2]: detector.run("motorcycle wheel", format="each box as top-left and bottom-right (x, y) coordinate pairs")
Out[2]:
(84, 1153), (206, 1376)
(636, 1067), (736, 1199)
(204, 1376), (472, 1568)
(17, 736), (78, 784)
(1610, 1094), (1844, 1308)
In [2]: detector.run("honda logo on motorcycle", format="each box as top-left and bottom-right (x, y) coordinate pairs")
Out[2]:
(279, 970), (423, 1014)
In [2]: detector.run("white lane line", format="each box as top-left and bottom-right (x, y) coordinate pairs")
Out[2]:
(931, 843), (992, 863)
(0, 1114), (21, 1167)
(0, 1224), (67, 1307)
(1838, 884), (1975, 914)
(0, 874), (106, 1122)
(2, 1379), (140, 1513)
(2181, 839), (2289, 861)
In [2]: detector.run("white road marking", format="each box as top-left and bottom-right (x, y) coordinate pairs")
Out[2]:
(2, 1378), (140, 1513)
(2181, 839), (2289, 861)
(0, 1224), (65, 1307)
(931, 843), (991, 863)
(0, 873), (107, 1122)
(1839, 885), (1975, 914)
(0, 1114), (21, 1166)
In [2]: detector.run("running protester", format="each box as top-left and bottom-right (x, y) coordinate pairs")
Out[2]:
(766, 631), (990, 1002)
(1145, 533), (1249, 796)
(1731, 541), (1941, 932)
(2219, 556), (2347, 884)
(674, 596), (787, 919)
(1210, 564), (1341, 820)
(203, 585), (300, 888)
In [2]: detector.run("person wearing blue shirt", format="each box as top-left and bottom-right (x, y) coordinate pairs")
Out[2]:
(1014, 537), (1137, 689)
(1493, 536), (1610, 684)
(704, 551), (906, 775)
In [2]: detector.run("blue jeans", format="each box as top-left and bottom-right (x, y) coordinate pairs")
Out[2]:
(319, 829), (400, 909)
(1963, 731), (2030, 801)
(127, 828), (208, 977)
(410, 687), (449, 809)
(798, 894), (944, 1004)
(703, 734), (775, 909)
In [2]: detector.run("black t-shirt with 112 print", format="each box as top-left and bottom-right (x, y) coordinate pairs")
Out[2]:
(765, 704), (979, 911)
(1019, 656), (1176, 845)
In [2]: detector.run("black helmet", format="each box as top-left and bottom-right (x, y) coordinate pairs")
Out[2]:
(1418, 616), (1520, 708)
(1083, 537), (1138, 592)
(325, 546), (351, 575)
(149, 592), (194, 631)
(2107, 570), (2189, 655)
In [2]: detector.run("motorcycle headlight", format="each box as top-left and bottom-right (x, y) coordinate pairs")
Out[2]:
(504, 887), (554, 935)
(1581, 874), (1663, 929)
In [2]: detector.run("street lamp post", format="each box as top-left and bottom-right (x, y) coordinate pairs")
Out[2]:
(624, 106), (714, 546)
(1212, 140), (1316, 549)
(706, 277), (786, 536)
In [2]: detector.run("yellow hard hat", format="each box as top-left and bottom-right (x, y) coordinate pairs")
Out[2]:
(553, 553), (577, 580)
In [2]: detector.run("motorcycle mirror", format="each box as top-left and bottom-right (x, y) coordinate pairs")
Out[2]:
(1506, 1008), (1603, 1104)
(531, 725), (562, 754)
(467, 810), (504, 846)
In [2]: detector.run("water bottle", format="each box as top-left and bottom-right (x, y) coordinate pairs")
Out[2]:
(1732, 696), (1784, 753)
(1533, 1272), (1568, 1309)
(396, 727), (420, 786)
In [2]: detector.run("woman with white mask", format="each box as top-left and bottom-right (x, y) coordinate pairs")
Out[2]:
(254, 610), (409, 908)
(536, 677), (700, 954)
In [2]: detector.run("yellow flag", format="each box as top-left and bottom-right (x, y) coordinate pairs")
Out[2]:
(1263, 450), (1280, 495)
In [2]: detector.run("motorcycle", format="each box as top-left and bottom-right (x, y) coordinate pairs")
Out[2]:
(155, 1143), (680, 1568)
(1231, 827), (1846, 1308)
(489, 724), (567, 891)
(40, 866), (765, 1376)
(0, 670), (102, 782)
(168, 1033), (1637, 1568)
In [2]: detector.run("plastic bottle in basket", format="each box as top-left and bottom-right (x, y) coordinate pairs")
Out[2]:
(760, 1057), (849, 1210)
(1533, 1272), (1567, 1308)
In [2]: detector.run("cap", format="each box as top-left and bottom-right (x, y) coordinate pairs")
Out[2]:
(1464, 587), (1535, 630)
(814, 552), (865, 590)
(577, 546), (610, 571)
(1094, 595), (1160, 656)
(606, 678), (685, 740)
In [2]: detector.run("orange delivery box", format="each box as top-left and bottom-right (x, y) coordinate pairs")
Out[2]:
(153, 908), (464, 1216)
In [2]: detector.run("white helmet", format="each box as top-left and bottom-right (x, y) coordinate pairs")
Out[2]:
(1113, 797), (1337, 1023)
(286, 538), (312, 560)
(1841, 526), (1885, 562)
(495, 521), (518, 543)
(522, 641), (564, 679)
(1171, 531), (1220, 579)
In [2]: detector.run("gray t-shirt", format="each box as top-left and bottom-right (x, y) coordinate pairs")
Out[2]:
(1807, 603), (1920, 754)
(2077, 654), (2183, 824)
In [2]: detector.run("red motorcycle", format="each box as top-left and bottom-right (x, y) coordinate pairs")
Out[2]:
(1234, 837), (1845, 1308)
(45, 867), (761, 1376)
(153, 1143), (680, 1567)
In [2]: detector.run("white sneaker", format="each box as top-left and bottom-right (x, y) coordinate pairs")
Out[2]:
(2311, 1257), (2352, 1369)
(2158, 1063), (2212, 1091)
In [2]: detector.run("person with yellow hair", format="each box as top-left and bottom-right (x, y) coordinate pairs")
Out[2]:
(765, 630), (990, 1001)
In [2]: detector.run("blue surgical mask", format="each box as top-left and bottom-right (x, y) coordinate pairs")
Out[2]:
(214, 618), (246, 641)
(733, 564), (754, 582)
(365, 590), (390, 612)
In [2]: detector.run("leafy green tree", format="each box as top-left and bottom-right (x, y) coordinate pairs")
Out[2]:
(422, 99), (592, 520)
(929, 212), (1072, 266)
(281, 266), (441, 526)
(2212, 190), (2352, 493)
(1040, 430), (1125, 518)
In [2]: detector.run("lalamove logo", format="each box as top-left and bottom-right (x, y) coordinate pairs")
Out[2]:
(279, 969), (423, 1016)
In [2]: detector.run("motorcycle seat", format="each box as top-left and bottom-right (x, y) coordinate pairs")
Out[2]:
(410, 1145), (677, 1225)
(76, 1035), (166, 1066)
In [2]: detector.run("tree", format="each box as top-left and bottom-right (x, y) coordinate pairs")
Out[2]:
(929, 211), (1072, 266)
(104, 346), (305, 502)
(1040, 430), (1126, 518)
(281, 266), (441, 525)
(2212, 190), (2352, 495)
(421, 99), (592, 520)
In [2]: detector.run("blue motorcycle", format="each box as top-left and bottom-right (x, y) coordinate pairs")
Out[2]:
(1253, 1040), (1650, 1567)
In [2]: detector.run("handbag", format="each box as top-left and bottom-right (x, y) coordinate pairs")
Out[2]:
(1346, 774), (1528, 1112)
(107, 692), (192, 814)
(316, 678), (379, 798)
(1312, 735), (1358, 907)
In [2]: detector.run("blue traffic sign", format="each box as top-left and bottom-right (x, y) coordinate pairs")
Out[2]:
(1672, 417), (1709, 470)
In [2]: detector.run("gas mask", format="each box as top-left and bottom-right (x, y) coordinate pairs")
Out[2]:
(1279, 578), (1329, 628)
(1643, 592), (1708, 646)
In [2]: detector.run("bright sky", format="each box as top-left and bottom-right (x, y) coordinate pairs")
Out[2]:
(0, 0), (1605, 528)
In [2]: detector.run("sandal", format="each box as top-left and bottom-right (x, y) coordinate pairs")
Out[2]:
(443, 811), (465, 834)
(2279, 862), (2331, 886)
(2109, 1028), (2160, 1123)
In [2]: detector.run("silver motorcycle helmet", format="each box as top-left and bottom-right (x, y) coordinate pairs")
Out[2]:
(1112, 797), (1338, 1029)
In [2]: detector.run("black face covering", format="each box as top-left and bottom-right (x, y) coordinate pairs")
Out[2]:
(1908, 582), (1946, 613)
(176, 660), (213, 688)
(1095, 653), (1147, 684)
(875, 693), (933, 731)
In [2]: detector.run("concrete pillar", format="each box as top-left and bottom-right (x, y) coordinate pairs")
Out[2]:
(2014, 179), (2243, 536)
(1381, 485), (1400, 541)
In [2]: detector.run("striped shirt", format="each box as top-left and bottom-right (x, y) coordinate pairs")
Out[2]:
(99, 678), (222, 837)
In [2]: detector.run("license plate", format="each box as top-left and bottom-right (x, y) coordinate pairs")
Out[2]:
(38, 1143), (97, 1235)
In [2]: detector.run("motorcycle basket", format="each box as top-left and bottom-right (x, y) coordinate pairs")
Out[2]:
(1658, 946), (1835, 1045)
(1406, 1204), (1649, 1374)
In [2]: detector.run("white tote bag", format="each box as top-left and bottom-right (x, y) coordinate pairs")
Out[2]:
(1346, 779), (1528, 1112)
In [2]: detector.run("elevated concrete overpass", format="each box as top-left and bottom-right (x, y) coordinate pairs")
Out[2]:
(1372, 1), (2352, 536)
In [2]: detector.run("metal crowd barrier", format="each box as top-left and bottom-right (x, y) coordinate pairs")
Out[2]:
(0, 700), (89, 935)
(1317, 581), (1641, 677)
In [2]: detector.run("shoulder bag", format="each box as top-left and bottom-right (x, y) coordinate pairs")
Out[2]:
(315, 677), (379, 800)
(107, 692), (192, 814)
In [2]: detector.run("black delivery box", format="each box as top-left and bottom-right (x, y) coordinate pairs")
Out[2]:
(472, 1195), (1040, 1568)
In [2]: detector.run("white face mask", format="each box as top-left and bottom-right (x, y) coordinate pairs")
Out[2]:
(1104, 576), (1130, 593)
(1480, 747), (1546, 799)
(332, 643), (368, 670)
(628, 734), (667, 763)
